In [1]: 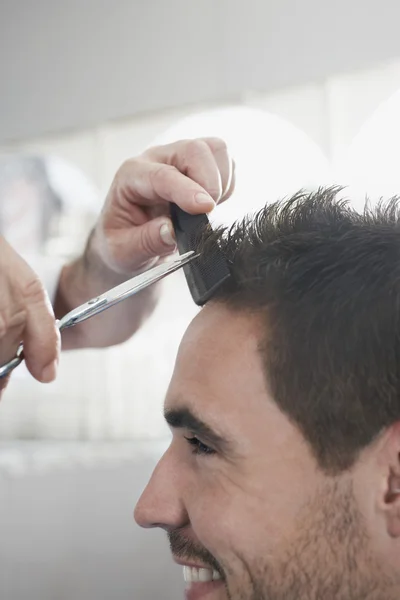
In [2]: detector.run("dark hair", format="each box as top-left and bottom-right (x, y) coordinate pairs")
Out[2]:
(202, 186), (400, 474)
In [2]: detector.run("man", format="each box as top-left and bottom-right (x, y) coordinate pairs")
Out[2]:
(135, 187), (400, 600)
(0, 137), (234, 393)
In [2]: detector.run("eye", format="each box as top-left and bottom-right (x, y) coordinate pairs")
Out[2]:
(184, 436), (215, 456)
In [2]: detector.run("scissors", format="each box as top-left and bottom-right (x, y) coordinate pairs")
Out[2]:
(0, 250), (198, 379)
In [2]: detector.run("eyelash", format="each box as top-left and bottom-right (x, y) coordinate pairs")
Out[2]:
(184, 436), (216, 456)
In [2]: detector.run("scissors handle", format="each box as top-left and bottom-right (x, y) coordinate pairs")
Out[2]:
(0, 251), (198, 379)
(0, 344), (25, 378)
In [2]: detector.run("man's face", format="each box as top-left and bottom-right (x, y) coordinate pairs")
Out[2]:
(135, 304), (390, 600)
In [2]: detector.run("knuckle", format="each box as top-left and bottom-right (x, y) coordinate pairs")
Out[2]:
(179, 140), (212, 176)
(122, 157), (137, 170)
(22, 276), (47, 306)
(141, 145), (159, 160)
(0, 308), (27, 339)
(116, 157), (140, 180)
(184, 139), (210, 158)
(204, 137), (228, 155)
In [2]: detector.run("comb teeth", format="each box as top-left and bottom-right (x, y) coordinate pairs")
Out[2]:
(170, 204), (231, 306)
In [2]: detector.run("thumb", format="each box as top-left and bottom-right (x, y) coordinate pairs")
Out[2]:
(112, 217), (177, 273)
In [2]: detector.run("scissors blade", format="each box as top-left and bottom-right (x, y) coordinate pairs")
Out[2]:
(58, 250), (198, 330)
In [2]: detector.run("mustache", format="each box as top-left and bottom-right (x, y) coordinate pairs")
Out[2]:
(168, 529), (224, 578)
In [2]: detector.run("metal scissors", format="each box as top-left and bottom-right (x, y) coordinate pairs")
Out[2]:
(0, 250), (198, 379)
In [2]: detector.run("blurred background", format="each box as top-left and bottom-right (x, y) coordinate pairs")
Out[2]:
(2, 0), (400, 598)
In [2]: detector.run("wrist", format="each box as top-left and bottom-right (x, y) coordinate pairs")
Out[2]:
(82, 228), (126, 287)
(53, 230), (115, 321)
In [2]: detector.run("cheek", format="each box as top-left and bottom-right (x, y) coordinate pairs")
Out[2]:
(184, 467), (267, 559)
(186, 466), (243, 546)
(186, 464), (312, 567)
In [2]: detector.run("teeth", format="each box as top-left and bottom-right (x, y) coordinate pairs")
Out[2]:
(199, 568), (213, 582)
(213, 569), (222, 580)
(183, 566), (221, 583)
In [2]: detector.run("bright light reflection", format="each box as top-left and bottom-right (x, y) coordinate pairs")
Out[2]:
(152, 106), (330, 227)
(337, 90), (400, 211)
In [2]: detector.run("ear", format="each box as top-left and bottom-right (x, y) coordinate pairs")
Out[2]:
(377, 423), (400, 538)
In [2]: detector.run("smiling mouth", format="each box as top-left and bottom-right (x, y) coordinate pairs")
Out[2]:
(182, 566), (225, 600)
(183, 566), (222, 583)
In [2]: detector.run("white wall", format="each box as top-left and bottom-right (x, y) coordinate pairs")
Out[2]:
(2, 0), (400, 142)
(0, 441), (184, 600)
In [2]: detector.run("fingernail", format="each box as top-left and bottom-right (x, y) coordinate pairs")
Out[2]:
(195, 192), (215, 207)
(41, 360), (58, 383)
(160, 222), (176, 247)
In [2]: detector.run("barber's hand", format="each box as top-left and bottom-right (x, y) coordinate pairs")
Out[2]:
(89, 137), (235, 275)
(56, 138), (235, 349)
(0, 237), (60, 393)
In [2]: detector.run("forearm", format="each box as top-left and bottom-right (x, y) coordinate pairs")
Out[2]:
(53, 243), (159, 350)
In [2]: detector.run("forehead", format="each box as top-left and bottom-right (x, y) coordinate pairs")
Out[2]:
(165, 304), (287, 441)
(168, 303), (265, 402)
(166, 304), (321, 485)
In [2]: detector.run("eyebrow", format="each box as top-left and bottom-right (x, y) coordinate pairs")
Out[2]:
(164, 406), (230, 451)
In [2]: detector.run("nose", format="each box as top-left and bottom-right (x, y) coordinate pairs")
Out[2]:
(134, 447), (188, 531)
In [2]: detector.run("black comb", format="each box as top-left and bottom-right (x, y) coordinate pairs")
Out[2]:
(170, 204), (231, 306)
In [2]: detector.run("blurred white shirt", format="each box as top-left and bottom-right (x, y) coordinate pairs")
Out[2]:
(0, 155), (100, 303)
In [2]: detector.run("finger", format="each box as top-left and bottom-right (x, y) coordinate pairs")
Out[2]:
(115, 158), (216, 215)
(220, 158), (236, 203)
(0, 306), (27, 366)
(21, 275), (60, 383)
(107, 217), (177, 272)
(148, 139), (224, 202)
(128, 160), (216, 214)
(202, 137), (233, 202)
(0, 270), (24, 364)
(0, 239), (30, 366)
